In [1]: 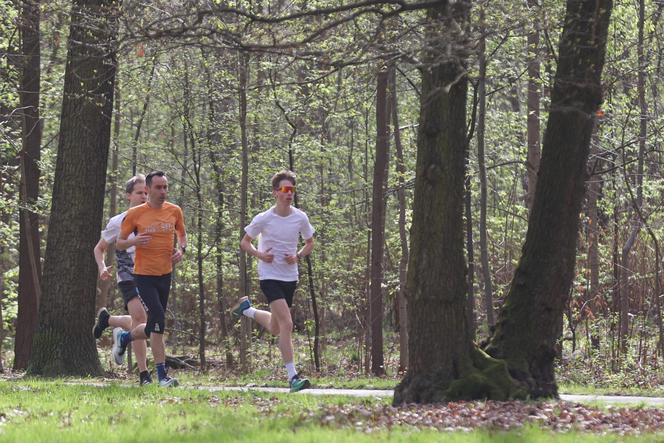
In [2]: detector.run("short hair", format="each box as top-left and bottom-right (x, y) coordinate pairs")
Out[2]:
(124, 174), (145, 194)
(146, 170), (166, 187)
(271, 170), (296, 189)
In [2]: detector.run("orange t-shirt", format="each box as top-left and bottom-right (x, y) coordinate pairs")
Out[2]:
(120, 202), (186, 276)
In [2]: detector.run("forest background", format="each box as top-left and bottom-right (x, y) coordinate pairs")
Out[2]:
(0, 0), (662, 396)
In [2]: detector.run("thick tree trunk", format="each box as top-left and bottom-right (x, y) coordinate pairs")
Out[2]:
(15, 0), (42, 371)
(485, 0), (612, 398)
(369, 65), (389, 376)
(28, 0), (119, 376)
(394, 1), (523, 404)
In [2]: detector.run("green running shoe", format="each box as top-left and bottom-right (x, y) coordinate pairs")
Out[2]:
(289, 375), (311, 393)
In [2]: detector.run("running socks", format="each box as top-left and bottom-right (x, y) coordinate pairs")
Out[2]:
(285, 362), (297, 381)
(243, 307), (257, 319)
(156, 363), (167, 381)
(120, 331), (133, 347)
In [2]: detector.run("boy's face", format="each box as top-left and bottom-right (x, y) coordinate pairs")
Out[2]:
(273, 179), (295, 205)
(127, 183), (148, 207)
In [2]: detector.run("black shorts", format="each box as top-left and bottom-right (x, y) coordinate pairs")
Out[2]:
(118, 280), (140, 311)
(135, 273), (171, 336)
(260, 280), (297, 307)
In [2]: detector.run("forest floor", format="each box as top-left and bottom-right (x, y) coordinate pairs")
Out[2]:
(1, 336), (662, 441)
(1, 378), (664, 442)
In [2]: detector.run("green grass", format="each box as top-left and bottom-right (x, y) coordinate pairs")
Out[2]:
(559, 383), (664, 398)
(0, 380), (662, 442)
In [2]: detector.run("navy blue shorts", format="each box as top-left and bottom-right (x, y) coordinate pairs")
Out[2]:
(260, 280), (297, 307)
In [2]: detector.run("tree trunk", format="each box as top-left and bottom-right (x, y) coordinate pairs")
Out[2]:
(130, 58), (156, 176)
(485, 0), (613, 398)
(206, 60), (234, 369)
(392, 66), (410, 371)
(28, 0), (119, 376)
(97, 69), (121, 312)
(238, 50), (250, 371)
(394, 0), (523, 404)
(476, 6), (494, 332)
(14, 0), (42, 371)
(585, 127), (602, 330)
(369, 64), (389, 376)
(526, 0), (542, 212)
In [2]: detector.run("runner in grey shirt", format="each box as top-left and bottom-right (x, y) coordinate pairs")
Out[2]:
(92, 174), (151, 385)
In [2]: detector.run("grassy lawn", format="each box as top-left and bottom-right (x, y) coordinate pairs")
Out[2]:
(0, 379), (662, 442)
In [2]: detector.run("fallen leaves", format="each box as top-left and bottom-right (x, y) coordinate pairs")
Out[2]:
(299, 400), (664, 434)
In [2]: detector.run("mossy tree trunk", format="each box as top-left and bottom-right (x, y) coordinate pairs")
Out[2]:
(28, 0), (119, 376)
(485, 0), (613, 398)
(394, 0), (524, 405)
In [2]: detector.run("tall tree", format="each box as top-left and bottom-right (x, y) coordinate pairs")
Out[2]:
(485, 0), (613, 398)
(476, 5), (494, 332)
(14, 0), (42, 370)
(369, 64), (389, 376)
(238, 50), (250, 370)
(525, 0), (542, 212)
(391, 65), (410, 371)
(394, 0), (522, 404)
(28, 0), (120, 376)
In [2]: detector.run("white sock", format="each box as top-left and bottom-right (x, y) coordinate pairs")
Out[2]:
(285, 362), (297, 381)
(243, 307), (257, 319)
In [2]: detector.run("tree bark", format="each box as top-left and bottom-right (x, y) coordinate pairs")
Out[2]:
(391, 66), (410, 371)
(485, 0), (613, 398)
(15, 0), (42, 371)
(476, 6), (494, 332)
(526, 0), (542, 212)
(238, 50), (250, 371)
(28, 0), (119, 376)
(369, 64), (389, 376)
(394, 1), (523, 404)
(206, 59), (234, 369)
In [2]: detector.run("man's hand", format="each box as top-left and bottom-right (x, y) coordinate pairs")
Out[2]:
(133, 232), (152, 246)
(285, 253), (298, 265)
(99, 264), (113, 281)
(172, 248), (184, 264)
(259, 248), (274, 263)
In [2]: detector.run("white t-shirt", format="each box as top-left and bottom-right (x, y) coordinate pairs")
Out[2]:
(244, 206), (315, 281)
(101, 211), (136, 283)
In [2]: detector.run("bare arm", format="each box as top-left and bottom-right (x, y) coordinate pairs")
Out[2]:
(93, 238), (112, 280)
(117, 232), (151, 250)
(286, 237), (314, 265)
(172, 231), (188, 264)
(298, 237), (314, 258)
(240, 233), (273, 262)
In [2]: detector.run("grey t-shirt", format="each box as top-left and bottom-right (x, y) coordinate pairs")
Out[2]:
(100, 211), (136, 283)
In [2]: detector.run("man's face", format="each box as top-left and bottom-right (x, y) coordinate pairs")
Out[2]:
(148, 175), (168, 205)
(273, 179), (295, 205)
(127, 183), (147, 207)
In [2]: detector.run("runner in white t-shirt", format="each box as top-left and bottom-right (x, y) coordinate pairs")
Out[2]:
(233, 170), (315, 393)
(91, 175), (151, 386)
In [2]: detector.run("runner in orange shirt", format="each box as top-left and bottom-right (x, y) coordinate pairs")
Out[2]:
(114, 170), (187, 387)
